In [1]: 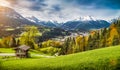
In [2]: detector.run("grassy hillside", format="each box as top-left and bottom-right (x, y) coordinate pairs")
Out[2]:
(1, 46), (120, 70)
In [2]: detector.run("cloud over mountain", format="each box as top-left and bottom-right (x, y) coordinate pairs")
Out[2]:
(2, 0), (120, 22)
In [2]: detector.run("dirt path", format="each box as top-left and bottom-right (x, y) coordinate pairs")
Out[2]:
(0, 53), (15, 56)
(0, 53), (55, 58)
(32, 54), (55, 58)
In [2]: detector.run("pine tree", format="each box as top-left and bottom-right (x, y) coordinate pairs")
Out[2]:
(87, 35), (93, 50)
(112, 35), (119, 46)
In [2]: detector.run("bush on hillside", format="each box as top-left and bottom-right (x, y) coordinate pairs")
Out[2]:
(40, 47), (61, 55)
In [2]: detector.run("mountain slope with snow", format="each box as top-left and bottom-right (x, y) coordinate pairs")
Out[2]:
(61, 16), (110, 31)
(27, 16), (110, 31)
(75, 16), (96, 21)
(27, 16), (58, 28)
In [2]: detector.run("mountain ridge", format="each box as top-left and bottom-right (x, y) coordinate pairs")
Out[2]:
(0, 6), (37, 27)
(0, 6), (111, 31)
(27, 16), (110, 31)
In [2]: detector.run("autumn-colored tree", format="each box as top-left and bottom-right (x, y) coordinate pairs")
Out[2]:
(41, 40), (62, 48)
(19, 26), (41, 49)
(0, 36), (16, 48)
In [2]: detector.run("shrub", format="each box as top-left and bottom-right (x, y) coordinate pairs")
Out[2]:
(40, 47), (61, 55)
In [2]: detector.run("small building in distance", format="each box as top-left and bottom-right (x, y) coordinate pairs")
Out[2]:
(14, 45), (30, 58)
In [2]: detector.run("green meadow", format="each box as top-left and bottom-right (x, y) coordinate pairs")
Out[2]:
(1, 45), (120, 70)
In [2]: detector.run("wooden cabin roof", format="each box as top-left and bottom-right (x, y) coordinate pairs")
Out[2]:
(14, 45), (30, 51)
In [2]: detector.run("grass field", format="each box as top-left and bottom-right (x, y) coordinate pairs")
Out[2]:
(1, 46), (120, 70)
(0, 48), (15, 53)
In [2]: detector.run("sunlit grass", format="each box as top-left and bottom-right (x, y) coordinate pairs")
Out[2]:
(1, 45), (120, 70)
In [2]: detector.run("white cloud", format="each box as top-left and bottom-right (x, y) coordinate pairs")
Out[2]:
(2, 0), (120, 23)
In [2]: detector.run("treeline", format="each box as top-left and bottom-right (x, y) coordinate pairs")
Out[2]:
(61, 20), (120, 55)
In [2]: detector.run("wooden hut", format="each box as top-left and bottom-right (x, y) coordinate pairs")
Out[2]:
(14, 45), (30, 58)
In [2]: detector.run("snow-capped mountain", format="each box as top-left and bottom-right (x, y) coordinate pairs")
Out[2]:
(27, 16), (60, 28)
(61, 16), (110, 31)
(0, 6), (35, 27)
(0, 6), (110, 32)
(27, 16), (110, 31)
(75, 16), (96, 21)
(109, 16), (120, 23)
(27, 16), (41, 23)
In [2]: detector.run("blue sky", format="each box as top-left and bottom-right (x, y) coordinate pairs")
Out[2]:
(3, 0), (120, 22)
